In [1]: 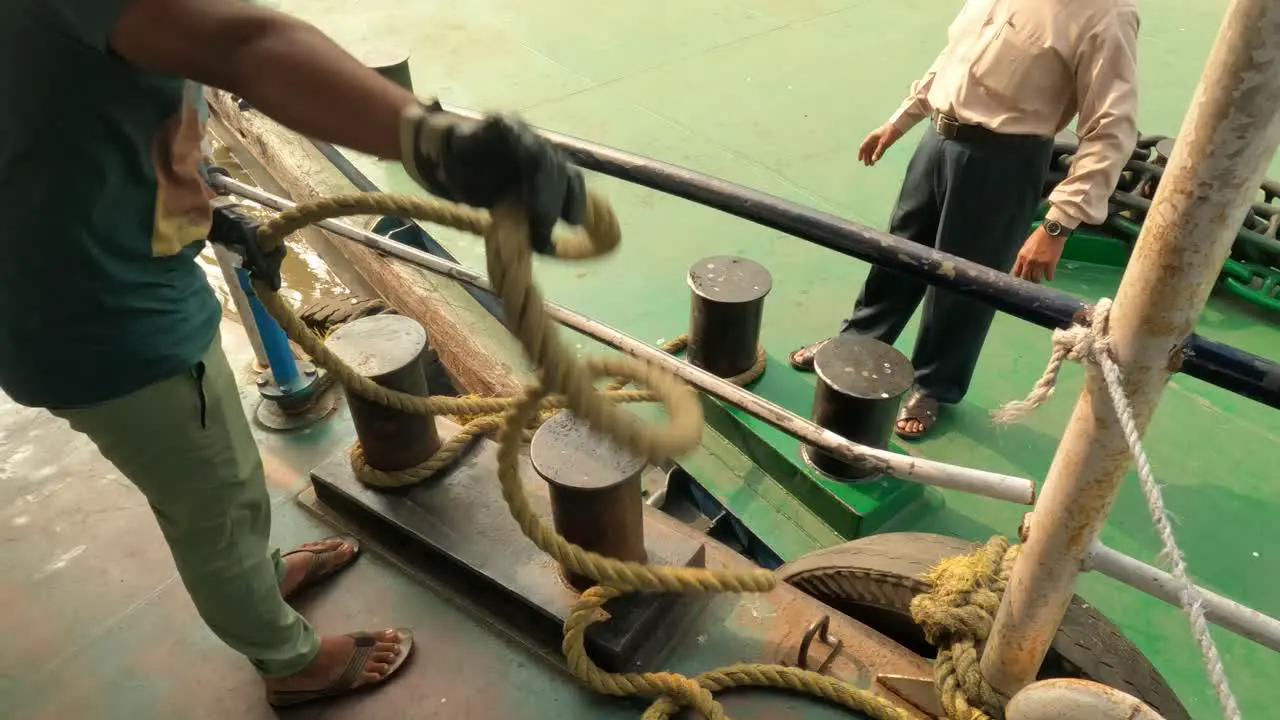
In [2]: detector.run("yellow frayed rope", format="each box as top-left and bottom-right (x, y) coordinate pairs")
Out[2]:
(240, 185), (1051, 719)
(248, 190), (914, 719)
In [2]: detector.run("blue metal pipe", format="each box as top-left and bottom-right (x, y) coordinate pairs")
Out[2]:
(235, 267), (302, 391)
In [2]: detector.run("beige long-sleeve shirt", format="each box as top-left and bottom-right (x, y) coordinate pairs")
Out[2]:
(889, 0), (1140, 230)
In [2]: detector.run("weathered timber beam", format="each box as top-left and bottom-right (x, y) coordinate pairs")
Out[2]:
(206, 90), (524, 397)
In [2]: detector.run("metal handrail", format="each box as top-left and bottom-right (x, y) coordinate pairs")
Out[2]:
(213, 176), (1280, 657)
(438, 104), (1280, 411)
(212, 177), (1034, 505)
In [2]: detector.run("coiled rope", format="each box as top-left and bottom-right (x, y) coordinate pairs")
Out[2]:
(361, 334), (766, 490)
(248, 190), (911, 719)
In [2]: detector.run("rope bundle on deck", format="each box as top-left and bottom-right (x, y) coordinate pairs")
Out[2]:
(246, 188), (1012, 719)
(911, 537), (1019, 720)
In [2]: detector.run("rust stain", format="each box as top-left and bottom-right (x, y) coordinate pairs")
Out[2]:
(736, 584), (930, 688)
(259, 448), (306, 492)
(0, 585), (68, 678)
(1166, 342), (1186, 373)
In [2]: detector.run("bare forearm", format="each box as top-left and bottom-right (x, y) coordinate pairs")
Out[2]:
(111, 0), (418, 160)
(213, 16), (415, 159)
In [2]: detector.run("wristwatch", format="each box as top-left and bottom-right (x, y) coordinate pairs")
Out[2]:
(1043, 218), (1068, 238)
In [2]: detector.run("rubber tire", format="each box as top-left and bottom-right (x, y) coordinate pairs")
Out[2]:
(298, 294), (392, 336)
(778, 532), (1188, 720)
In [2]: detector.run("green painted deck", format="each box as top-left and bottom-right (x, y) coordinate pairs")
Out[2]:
(4, 323), (916, 719)
(3, 1), (1278, 718)
(276, 0), (1280, 716)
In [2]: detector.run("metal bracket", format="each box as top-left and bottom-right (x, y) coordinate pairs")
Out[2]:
(795, 614), (843, 674)
(208, 198), (284, 291)
(877, 674), (944, 717)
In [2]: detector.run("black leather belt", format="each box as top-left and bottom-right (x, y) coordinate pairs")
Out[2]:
(931, 111), (1051, 146)
(931, 112), (998, 142)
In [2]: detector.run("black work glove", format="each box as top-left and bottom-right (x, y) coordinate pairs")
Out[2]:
(401, 101), (586, 255)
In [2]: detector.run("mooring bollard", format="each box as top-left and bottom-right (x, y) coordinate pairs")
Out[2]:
(361, 47), (414, 92)
(685, 255), (771, 379)
(325, 314), (441, 471)
(530, 410), (648, 590)
(802, 334), (914, 482)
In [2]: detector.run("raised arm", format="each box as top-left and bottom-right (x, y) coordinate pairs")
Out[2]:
(104, 0), (583, 250)
(109, 0), (413, 159)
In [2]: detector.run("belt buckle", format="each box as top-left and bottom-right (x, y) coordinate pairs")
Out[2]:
(934, 113), (960, 139)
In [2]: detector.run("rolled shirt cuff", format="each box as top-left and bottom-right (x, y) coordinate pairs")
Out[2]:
(1044, 204), (1082, 231)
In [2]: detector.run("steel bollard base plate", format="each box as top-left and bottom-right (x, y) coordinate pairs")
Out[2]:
(798, 443), (883, 485)
(310, 418), (707, 672)
(255, 363), (338, 431)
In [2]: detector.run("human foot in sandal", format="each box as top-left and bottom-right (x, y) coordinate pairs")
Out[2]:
(788, 339), (829, 372)
(896, 391), (940, 440)
(279, 536), (361, 600)
(265, 628), (414, 707)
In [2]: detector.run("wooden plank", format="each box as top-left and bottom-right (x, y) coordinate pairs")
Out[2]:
(206, 90), (525, 397)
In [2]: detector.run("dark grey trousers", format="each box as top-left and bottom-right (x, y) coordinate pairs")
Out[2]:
(840, 126), (1053, 404)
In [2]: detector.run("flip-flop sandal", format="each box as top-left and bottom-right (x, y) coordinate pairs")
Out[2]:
(895, 392), (939, 440)
(789, 339), (829, 372)
(281, 535), (362, 600)
(267, 629), (415, 708)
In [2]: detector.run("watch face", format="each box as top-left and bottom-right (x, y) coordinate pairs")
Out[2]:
(1045, 220), (1063, 236)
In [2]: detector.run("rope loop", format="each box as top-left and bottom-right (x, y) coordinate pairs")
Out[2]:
(992, 298), (1112, 425)
(246, 187), (1216, 719)
(247, 190), (927, 719)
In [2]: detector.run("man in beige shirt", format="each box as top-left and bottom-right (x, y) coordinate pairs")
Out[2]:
(791, 0), (1139, 439)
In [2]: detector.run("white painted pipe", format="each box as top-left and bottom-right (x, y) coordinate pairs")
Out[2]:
(1087, 541), (1280, 655)
(211, 176), (1038, 505)
(1006, 679), (1165, 720)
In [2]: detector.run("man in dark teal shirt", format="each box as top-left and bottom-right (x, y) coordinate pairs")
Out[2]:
(0, 0), (584, 706)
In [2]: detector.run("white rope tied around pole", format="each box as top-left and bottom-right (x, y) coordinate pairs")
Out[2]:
(995, 298), (1241, 720)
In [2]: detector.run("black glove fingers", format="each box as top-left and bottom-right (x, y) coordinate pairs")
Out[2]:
(410, 109), (587, 256)
(561, 167), (586, 227)
(522, 148), (566, 255)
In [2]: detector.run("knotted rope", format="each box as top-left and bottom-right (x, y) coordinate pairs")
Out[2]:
(994, 298), (1240, 720)
(991, 299), (1113, 425)
(910, 537), (1019, 720)
(248, 190), (907, 719)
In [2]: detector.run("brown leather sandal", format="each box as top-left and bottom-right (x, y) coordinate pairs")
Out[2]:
(895, 391), (940, 440)
(788, 339), (829, 371)
(266, 629), (414, 708)
(281, 535), (361, 600)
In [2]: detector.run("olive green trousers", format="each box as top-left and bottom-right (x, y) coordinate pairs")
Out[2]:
(53, 333), (320, 677)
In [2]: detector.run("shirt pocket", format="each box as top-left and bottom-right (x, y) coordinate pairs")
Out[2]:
(968, 12), (1065, 113)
